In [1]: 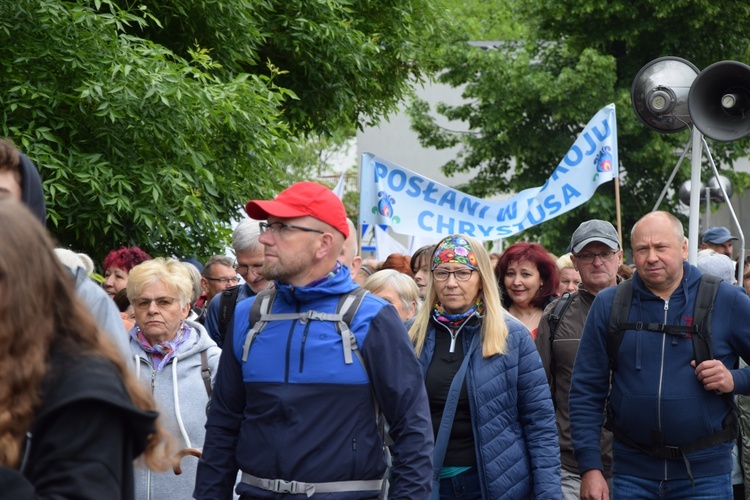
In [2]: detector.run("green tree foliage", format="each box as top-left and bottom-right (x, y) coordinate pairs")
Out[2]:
(1, 0), (441, 263)
(113, 0), (442, 136)
(411, 0), (750, 255)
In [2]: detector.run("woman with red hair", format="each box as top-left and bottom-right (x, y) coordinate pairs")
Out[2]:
(495, 242), (559, 340)
(380, 253), (414, 277)
(102, 246), (152, 298)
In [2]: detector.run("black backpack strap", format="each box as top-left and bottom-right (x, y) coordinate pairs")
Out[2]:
(607, 278), (633, 371)
(200, 349), (211, 398)
(692, 274), (721, 366)
(218, 285), (241, 343)
(241, 290), (278, 362)
(548, 291), (574, 410)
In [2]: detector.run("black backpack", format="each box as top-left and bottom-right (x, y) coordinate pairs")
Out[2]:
(604, 275), (738, 470)
(217, 285), (241, 344)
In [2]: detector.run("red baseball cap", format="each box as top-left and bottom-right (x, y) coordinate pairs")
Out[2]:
(245, 182), (349, 238)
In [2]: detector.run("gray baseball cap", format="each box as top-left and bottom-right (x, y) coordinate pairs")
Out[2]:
(571, 220), (620, 254)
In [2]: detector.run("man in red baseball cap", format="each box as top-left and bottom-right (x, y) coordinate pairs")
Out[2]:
(196, 181), (434, 499)
(244, 181), (350, 286)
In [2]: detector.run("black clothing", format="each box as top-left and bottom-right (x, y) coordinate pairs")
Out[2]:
(18, 153), (46, 224)
(425, 327), (477, 467)
(0, 350), (158, 499)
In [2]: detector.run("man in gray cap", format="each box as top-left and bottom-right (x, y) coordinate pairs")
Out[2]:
(536, 219), (622, 499)
(700, 226), (738, 257)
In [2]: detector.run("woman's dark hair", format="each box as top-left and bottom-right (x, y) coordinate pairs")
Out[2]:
(113, 288), (131, 313)
(495, 242), (559, 309)
(410, 245), (434, 273)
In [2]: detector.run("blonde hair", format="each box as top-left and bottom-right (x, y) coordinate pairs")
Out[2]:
(127, 257), (194, 307)
(180, 261), (203, 304)
(556, 252), (574, 270)
(409, 234), (508, 358)
(363, 269), (419, 315)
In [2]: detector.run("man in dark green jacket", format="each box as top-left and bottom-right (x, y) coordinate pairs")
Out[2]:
(536, 219), (621, 499)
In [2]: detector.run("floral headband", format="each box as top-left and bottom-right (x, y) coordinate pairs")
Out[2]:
(432, 236), (478, 270)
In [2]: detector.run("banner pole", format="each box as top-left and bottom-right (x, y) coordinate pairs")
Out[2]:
(615, 176), (623, 248)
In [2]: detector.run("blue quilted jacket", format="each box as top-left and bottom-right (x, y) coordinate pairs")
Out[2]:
(418, 314), (561, 499)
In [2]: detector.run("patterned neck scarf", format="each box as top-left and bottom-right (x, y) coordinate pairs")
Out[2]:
(432, 296), (484, 329)
(131, 322), (191, 371)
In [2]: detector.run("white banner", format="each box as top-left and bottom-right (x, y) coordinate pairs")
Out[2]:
(374, 225), (409, 261)
(359, 104), (618, 241)
(332, 173), (346, 200)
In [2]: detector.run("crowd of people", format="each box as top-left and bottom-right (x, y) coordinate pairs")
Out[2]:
(5, 135), (750, 500)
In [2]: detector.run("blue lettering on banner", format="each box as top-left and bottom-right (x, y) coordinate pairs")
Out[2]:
(527, 204), (546, 225)
(458, 220), (475, 235)
(584, 131), (598, 155)
(592, 119), (611, 141)
(406, 176), (423, 197)
(418, 211), (434, 231)
(438, 190), (456, 210)
(436, 215), (454, 234)
(459, 197), (481, 216)
(562, 183), (582, 204)
(389, 169), (407, 191)
(564, 146), (583, 167)
(374, 162), (388, 181)
(496, 201), (517, 222)
(422, 182), (439, 204)
(418, 212), (521, 238)
(544, 194), (562, 215)
(550, 165), (569, 181)
(362, 103), (617, 241)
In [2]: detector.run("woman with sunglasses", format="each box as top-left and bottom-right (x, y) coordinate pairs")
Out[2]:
(410, 235), (560, 499)
(127, 257), (221, 499)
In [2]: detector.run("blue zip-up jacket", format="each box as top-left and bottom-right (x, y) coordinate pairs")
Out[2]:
(570, 262), (750, 480)
(204, 282), (254, 347)
(418, 314), (561, 499)
(194, 266), (433, 499)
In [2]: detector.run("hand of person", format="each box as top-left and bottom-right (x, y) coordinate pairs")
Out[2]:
(692, 359), (735, 393)
(580, 469), (609, 500)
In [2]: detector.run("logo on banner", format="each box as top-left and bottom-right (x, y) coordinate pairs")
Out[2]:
(373, 191), (401, 223)
(595, 146), (614, 173)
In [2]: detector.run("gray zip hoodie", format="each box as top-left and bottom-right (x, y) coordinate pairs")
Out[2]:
(130, 319), (221, 500)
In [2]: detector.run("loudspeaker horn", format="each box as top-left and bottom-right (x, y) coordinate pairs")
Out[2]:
(688, 60), (750, 142)
(632, 56), (699, 133)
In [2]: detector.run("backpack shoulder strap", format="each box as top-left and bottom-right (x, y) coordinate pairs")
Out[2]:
(692, 274), (722, 366)
(218, 285), (241, 343)
(549, 292), (574, 340)
(548, 291), (574, 410)
(200, 349), (211, 398)
(607, 278), (634, 371)
(241, 290), (278, 362)
(334, 287), (369, 366)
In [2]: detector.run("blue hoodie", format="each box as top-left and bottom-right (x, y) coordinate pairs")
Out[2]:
(570, 262), (750, 480)
(195, 265), (434, 499)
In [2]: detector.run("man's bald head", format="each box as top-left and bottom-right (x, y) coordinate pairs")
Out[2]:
(340, 218), (362, 278)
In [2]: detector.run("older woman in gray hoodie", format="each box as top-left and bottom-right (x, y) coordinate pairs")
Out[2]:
(127, 257), (221, 500)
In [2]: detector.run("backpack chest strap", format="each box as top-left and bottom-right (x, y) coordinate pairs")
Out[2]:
(620, 322), (698, 338)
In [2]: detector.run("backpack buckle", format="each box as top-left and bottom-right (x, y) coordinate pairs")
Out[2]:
(273, 479), (301, 494)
